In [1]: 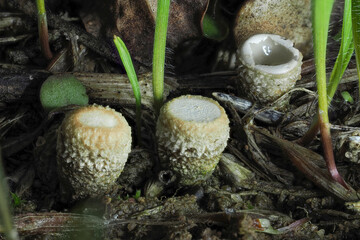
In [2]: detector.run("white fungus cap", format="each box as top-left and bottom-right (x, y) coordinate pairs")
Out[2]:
(57, 104), (132, 199)
(237, 34), (303, 104)
(156, 95), (230, 186)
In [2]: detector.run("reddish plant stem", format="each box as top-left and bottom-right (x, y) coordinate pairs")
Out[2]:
(38, 15), (53, 60)
(296, 115), (320, 146)
(318, 115), (349, 189)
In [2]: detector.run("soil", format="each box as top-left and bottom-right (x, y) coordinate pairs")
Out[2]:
(1, 0), (360, 239)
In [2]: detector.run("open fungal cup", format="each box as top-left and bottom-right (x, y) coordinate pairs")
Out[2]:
(57, 104), (132, 199)
(236, 34), (303, 104)
(156, 95), (230, 186)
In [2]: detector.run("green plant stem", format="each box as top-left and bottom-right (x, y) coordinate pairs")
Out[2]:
(312, 0), (333, 124)
(113, 36), (142, 144)
(36, 0), (53, 60)
(0, 149), (19, 240)
(352, 0), (360, 98)
(312, 0), (348, 188)
(298, 0), (353, 146)
(152, 0), (170, 115)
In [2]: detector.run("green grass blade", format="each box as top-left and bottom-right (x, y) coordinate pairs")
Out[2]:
(113, 35), (142, 143)
(201, 0), (229, 42)
(36, 0), (46, 14)
(312, 0), (349, 189)
(327, 0), (354, 100)
(352, 0), (360, 97)
(152, 0), (170, 115)
(312, 0), (335, 122)
(298, 0), (353, 146)
(0, 149), (19, 240)
(202, 14), (228, 41)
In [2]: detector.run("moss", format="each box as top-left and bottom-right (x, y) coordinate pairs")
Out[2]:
(40, 74), (89, 112)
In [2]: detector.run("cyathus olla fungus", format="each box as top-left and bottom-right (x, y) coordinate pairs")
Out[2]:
(57, 104), (132, 199)
(236, 34), (303, 104)
(156, 95), (230, 186)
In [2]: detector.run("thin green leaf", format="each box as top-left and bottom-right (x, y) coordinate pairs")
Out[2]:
(312, 0), (334, 120)
(312, 0), (348, 188)
(327, 0), (354, 100)
(341, 91), (354, 103)
(202, 15), (229, 41)
(352, 0), (360, 97)
(36, 0), (46, 15)
(0, 149), (19, 240)
(297, 0), (353, 146)
(113, 35), (142, 143)
(201, 0), (229, 41)
(10, 192), (23, 208)
(134, 190), (141, 200)
(152, 0), (171, 115)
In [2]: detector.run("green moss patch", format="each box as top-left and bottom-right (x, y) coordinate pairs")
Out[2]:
(40, 74), (89, 112)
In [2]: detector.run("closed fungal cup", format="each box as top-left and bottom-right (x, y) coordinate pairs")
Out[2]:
(237, 34), (303, 104)
(156, 95), (230, 186)
(57, 104), (132, 199)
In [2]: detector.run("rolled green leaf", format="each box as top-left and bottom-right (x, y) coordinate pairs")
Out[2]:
(327, 0), (354, 100)
(352, 0), (360, 97)
(113, 35), (142, 143)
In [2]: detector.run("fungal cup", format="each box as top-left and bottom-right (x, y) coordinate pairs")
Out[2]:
(156, 95), (230, 186)
(237, 34), (303, 105)
(57, 104), (132, 200)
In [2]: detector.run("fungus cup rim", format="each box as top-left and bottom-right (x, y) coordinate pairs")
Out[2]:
(239, 34), (302, 75)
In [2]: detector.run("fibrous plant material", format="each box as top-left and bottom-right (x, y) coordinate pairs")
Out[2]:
(251, 125), (358, 202)
(219, 153), (254, 185)
(236, 34), (303, 104)
(234, 0), (312, 57)
(57, 104), (132, 199)
(156, 95), (230, 186)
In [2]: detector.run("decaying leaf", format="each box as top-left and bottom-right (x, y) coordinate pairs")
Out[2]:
(93, 0), (209, 66)
(251, 125), (359, 202)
